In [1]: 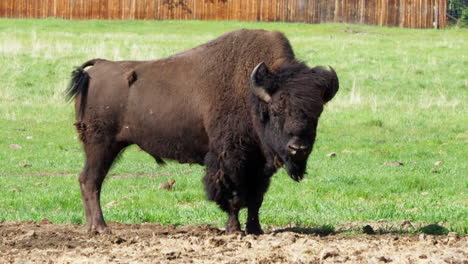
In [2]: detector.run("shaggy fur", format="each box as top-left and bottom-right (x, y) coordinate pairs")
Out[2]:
(67, 29), (339, 234)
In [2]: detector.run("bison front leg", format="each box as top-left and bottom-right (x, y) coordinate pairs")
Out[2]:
(203, 151), (243, 234)
(226, 195), (242, 233)
(245, 196), (264, 235)
(246, 178), (270, 235)
(203, 171), (243, 233)
(79, 142), (123, 234)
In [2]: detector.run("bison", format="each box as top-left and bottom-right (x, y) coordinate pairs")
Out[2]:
(66, 29), (339, 235)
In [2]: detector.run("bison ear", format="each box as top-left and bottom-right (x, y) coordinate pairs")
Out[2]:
(250, 62), (274, 103)
(322, 66), (339, 103)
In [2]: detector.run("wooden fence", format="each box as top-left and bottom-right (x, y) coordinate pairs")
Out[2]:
(0, 0), (448, 28)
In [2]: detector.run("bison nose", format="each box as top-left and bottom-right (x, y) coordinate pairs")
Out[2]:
(287, 143), (310, 156)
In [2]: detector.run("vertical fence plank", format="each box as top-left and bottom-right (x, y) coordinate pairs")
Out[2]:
(44, 0), (50, 18)
(6, 0), (11, 17)
(0, 0), (5, 18)
(428, 0), (433, 28)
(31, 0), (42, 18)
(440, 0), (447, 28)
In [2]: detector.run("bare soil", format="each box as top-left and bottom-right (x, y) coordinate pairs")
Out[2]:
(1, 221), (466, 264)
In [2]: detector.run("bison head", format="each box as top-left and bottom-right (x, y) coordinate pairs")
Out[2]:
(250, 61), (339, 181)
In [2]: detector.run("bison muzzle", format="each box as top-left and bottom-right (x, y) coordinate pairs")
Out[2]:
(66, 29), (339, 235)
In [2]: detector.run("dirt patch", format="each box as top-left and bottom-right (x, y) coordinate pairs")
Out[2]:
(0, 222), (466, 263)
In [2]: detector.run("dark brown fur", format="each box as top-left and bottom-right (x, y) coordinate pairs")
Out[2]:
(66, 29), (339, 234)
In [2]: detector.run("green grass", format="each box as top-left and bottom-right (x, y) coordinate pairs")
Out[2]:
(0, 19), (467, 234)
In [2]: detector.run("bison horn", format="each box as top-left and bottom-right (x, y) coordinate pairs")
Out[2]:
(250, 62), (272, 103)
(323, 65), (339, 103)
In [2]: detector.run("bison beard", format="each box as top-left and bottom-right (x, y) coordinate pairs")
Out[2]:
(66, 29), (339, 235)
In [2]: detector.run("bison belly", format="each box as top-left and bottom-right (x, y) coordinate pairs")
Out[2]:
(119, 78), (209, 165)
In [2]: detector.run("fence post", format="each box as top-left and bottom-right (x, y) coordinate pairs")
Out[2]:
(433, 3), (438, 29)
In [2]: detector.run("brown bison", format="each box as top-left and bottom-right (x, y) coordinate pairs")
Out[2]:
(66, 29), (339, 235)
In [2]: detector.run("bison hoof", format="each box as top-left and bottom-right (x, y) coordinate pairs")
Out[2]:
(225, 224), (241, 234)
(225, 215), (241, 234)
(246, 223), (264, 235)
(88, 225), (112, 235)
(225, 226), (242, 234)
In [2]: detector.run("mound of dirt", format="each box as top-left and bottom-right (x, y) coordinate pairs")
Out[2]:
(0, 222), (466, 263)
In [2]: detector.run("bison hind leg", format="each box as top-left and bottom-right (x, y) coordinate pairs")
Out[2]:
(79, 141), (127, 234)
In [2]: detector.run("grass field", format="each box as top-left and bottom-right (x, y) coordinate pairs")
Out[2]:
(0, 19), (466, 234)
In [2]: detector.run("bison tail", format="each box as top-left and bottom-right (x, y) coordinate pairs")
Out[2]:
(65, 59), (99, 119)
